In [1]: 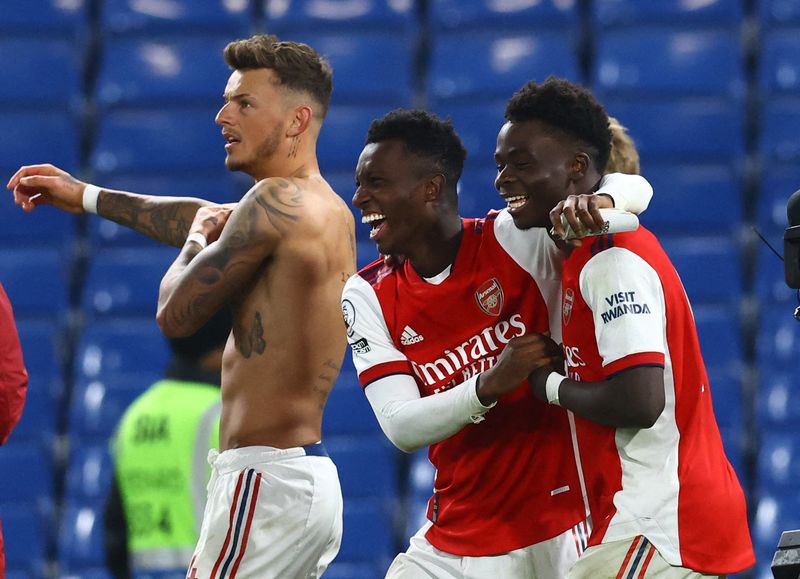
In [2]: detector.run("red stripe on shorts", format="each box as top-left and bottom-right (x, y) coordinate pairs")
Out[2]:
(616, 535), (642, 579)
(636, 545), (657, 579)
(211, 469), (247, 579)
(229, 472), (263, 578)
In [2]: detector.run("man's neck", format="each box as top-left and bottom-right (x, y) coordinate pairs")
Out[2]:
(408, 214), (464, 279)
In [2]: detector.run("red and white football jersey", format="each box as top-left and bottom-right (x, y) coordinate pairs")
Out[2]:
(342, 212), (586, 556)
(561, 226), (755, 574)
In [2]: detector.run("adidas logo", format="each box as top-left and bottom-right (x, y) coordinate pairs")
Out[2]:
(400, 325), (424, 346)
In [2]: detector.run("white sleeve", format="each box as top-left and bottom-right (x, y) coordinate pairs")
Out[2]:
(597, 173), (653, 215)
(364, 374), (494, 453)
(579, 248), (667, 374)
(342, 275), (494, 453)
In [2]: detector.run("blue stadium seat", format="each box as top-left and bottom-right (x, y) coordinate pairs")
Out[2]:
(603, 99), (745, 164)
(81, 248), (179, 319)
(338, 499), (394, 568)
(317, 105), (386, 173)
(91, 108), (224, 176)
(287, 32), (412, 106)
(432, 0), (577, 31)
(74, 319), (169, 381)
(759, 30), (800, 96)
(429, 31), (580, 104)
(356, 240), (381, 270)
(593, 0), (742, 27)
(324, 371), (382, 437)
(0, 193), (77, 248)
(10, 385), (58, 445)
(760, 97), (800, 163)
(97, 36), (233, 109)
(63, 572), (114, 579)
(434, 100), (506, 178)
(267, 0), (415, 32)
(102, 0), (251, 35)
(756, 164), (799, 233)
(0, 504), (48, 575)
(634, 164), (743, 236)
(760, 0), (800, 27)
(0, 442), (55, 506)
(708, 365), (743, 430)
(457, 166), (502, 219)
(756, 306), (800, 371)
(0, 111), (80, 176)
(693, 304), (744, 370)
(659, 235), (742, 304)
(0, 0), (88, 37)
(68, 375), (147, 443)
(16, 319), (62, 382)
(593, 29), (744, 99)
(326, 437), (400, 499)
(0, 39), (82, 108)
(757, 368), (800, 430)
(323, 562), (380, 579)
(405, 450), (434, 539)
(753, 495), (800, 577)
(757, 433), (800, 494)
(58, 501), (107, 572)
(65, 444), (115, 503)
(0, 249), (69, 319)
(754, 246), (795, 306)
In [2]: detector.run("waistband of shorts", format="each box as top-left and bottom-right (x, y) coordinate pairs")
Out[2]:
(208, 442), (328, 473)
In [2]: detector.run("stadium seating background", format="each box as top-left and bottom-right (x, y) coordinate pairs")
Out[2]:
(1, 1), (798, 577)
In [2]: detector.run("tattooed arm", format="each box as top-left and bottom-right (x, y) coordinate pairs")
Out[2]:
(6, 163), (218, 247)
(157, 178), (300, 337)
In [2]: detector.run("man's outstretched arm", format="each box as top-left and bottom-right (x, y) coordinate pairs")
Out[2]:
(7, 163), (216, 247)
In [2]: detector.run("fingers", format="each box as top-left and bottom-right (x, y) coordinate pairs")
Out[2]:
(6, 164), (61, 190)
(579, 195), (606, 232)
(560, 197), (585, 238)
(549, 201), (567, 240)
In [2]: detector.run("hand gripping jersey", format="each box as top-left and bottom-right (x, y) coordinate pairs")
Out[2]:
(561, 227), (755, 574)
(343, 212), (586, 556)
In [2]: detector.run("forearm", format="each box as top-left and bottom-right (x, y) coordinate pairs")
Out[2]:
(366, 374), (493, 453)
(97, 189), (214, 247)
(157, 240), (208, 337)
(596, 173), (653, 214)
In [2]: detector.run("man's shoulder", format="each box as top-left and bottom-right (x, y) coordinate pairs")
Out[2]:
(354, 258), (398, 289)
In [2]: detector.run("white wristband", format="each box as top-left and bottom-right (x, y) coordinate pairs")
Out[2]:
(545, 372), (564, 406)
(186, 232), (208, 249)
(82, 184), (101, 214)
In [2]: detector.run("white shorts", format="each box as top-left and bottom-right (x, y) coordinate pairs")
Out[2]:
(386, 519), (590, 579)
(187, 443), (342, 579)
(567, 536), (726, 579)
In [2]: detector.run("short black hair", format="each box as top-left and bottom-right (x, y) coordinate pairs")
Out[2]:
(169, 307), (232, 360)
(505, 76), (612, 173)
(365, 109), (467, 192)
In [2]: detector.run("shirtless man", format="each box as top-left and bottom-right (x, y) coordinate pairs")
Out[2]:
(7, 34), (355, 577)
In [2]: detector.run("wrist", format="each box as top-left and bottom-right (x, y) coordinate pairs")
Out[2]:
(476, 373), (498, 407)
(186, 232), (208, 249)
(545, 372), (564, 406)
(82, 184), (101, 214)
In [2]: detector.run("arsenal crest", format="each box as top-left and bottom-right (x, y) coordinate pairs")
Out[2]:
(563, 288), (575, 326)
(475, 278), (504, 317)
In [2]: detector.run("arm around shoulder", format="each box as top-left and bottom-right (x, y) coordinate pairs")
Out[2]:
(597, 173), (653, 215)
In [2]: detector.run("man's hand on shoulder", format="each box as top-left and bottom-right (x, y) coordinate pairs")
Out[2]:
(549, 193), (613, 244)
(191, 205), (234, 245)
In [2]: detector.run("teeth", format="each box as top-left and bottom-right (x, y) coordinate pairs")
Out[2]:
(505, 196), (527, 210)
(362, 214), (386, 224)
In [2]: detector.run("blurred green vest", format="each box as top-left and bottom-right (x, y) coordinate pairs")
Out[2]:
(114, 379), (220, 569)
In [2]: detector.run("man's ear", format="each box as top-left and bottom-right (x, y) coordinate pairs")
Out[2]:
(569, 152), (590, 180)
(287, 105), (313, 137)
(424, 174), (446, 202)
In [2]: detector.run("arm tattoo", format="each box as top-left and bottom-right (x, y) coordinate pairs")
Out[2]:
(253, 179), (303, 235)
(98, 192), (208, 247)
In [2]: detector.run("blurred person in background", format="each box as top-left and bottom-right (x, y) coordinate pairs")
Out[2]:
(104, 307), (232, 579)
(0, 283), (28, 577)
(606, 116), (640, 175)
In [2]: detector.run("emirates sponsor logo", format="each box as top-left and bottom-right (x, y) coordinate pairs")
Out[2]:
(563, 288), (575, 326)
(400, 325), (424, 346)
(475, 278), (504, 317)
(411, 314), (527, 387)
